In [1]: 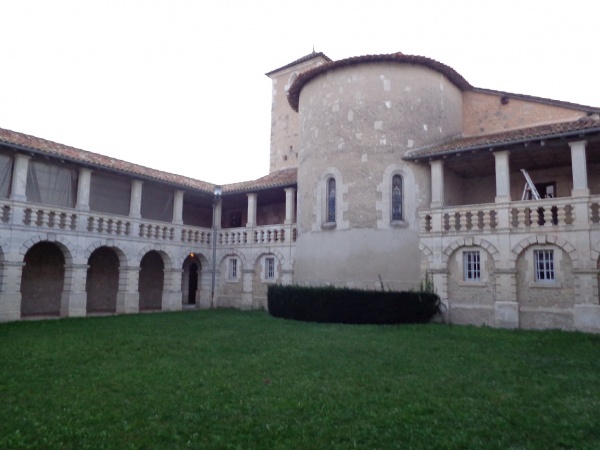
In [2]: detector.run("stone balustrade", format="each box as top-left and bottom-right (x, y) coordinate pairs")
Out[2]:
(420, 195), (599, 235)
(4, 199), (297, 249)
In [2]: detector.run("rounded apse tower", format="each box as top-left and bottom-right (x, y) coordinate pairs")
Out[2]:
(288, 53), (469, 290)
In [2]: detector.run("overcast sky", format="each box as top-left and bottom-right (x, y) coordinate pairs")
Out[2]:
(1, 0), (598, 185)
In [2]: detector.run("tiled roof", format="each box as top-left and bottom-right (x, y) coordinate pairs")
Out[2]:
(472, 88), (600, 114)
(287, 52), (472, 111)
(265, 51), (332, 77)
(223, 167), (297, 193)
(405, 117), (600, 160)
(0, 127), (216, 193)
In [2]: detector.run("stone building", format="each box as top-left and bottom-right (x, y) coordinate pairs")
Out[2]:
(1, 51), (600, 332)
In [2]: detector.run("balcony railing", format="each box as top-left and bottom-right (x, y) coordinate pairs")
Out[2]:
(420, 195), (599, 235)
(1, 200), (296, 248)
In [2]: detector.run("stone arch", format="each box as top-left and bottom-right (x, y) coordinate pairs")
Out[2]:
(86, 246), (120, 313)
(442, 237), (500, 264)
(138, 250), (167, 311)
(217, 248), (247, 268)
(511, 235), (579, 269)
(84, 240), (129, 267)
(19, 234), (75, 264)
(180, 251), (209, 307)
(419, 242), (434, 266)
(136, 245), (174, 269)
(20, 241), (66, 317)
(251, 249), (285, 268)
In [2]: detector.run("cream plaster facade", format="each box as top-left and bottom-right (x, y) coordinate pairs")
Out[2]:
(1, 51), (600, 333)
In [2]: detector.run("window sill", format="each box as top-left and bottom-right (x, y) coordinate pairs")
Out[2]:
(390, 220), (408, 229)
(528, 280), (562, 289)
(321, 222), (336, 230)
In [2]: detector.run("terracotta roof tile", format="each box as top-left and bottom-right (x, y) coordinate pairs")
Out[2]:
(287, 52), (472, 111)
(0, 127), (216, 193)
(405, 117), (600, 160)
(223, 168), (297, 193)
(472, 88), (600, 114)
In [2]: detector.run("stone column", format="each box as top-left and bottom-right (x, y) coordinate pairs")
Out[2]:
(241, 269), (254, 310)
(284, 187), (296, 224)
(494, 150), (511, 203)
(61, 264), (89, 317)
(116, 266), (140, 314)
(76, 168), (92, 211)
(429, 160), (444, 209)
(213, 198), (222, 230)
(162, 268), (183, 311)
(573, 268), (600, 332)
(246, 193), (257, 227)
(129, 180), (143, 219)
(0, 260), (25, 322)
(10, 153), (30, 202)
(569, 140), (589, 197)
(173, 189), (184, 225)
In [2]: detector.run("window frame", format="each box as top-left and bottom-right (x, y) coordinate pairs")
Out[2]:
(264, 256), (275, 281)
(391, 174), (403, 222)
(463, 251), (481, 282)
(326, 177), (336, 224)
(227, 257), (239, 281)
(534, 249), (555, 282)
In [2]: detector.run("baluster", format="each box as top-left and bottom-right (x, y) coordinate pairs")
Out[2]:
(2, 205), (10, 223)
(516, 207), (526, 228)
(459, 211), (468, 231)
(87, 216), (95, 232)
(556, 205), (566, 225)
(482, 211), (491, 231)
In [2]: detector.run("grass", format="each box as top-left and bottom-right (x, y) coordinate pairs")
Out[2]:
(1, 310), (600, 449)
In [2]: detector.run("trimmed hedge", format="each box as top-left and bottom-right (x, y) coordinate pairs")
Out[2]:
(268, 285), (441, 325)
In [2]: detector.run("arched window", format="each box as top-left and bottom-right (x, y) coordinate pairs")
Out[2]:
(327, 178), (336, 223)
(392, 175), (403, 221)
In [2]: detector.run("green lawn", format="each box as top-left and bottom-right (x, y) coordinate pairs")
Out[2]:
(1, 310), (600, 449)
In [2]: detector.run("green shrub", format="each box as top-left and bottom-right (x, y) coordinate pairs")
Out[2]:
(268, 284), (440, 324)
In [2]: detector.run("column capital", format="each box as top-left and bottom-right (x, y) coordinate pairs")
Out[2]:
(568, 139), (587, 150)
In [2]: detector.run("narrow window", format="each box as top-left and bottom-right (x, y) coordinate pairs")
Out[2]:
(463, 251), (481, 282)
(534, 250), (555, 281)
(228, 258), (238, 280)
(327, 178), (336, 223)
(265, 257), (275, 280)
(392, 175), (403, 221)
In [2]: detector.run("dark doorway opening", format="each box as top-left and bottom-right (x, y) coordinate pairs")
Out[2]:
(188, 263), (198, 304)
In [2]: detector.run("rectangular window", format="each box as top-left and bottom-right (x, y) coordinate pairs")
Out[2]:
(228, 258), (238, 280)
(463, 251), (480, 282)
(265, 257), (275, 280)
(534, 250), (555, 282)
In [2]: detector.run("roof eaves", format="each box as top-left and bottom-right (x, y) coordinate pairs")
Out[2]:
(287, 53), (472, 112)
(471, 87), (600, 114)
(0, 134), (216, 194)
(404, 125), (600, 161)
(265, 52), (332, 77)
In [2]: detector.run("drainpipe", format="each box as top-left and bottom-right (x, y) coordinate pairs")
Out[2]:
(210, 186), (222, 308)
